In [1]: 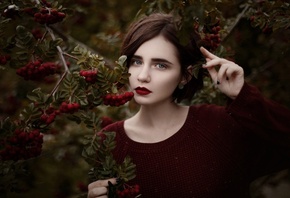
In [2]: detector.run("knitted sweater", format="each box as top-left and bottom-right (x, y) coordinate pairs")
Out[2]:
(102, 83), (290, 198)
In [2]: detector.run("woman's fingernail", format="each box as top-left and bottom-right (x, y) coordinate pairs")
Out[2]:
(116, 177), (121, 184)
(217, 80), (220, 85)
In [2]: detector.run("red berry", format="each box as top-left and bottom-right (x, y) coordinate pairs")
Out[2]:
(100, 116), (113, 128)
(79, 70), (97, 83)
(0, 129), (43, 161)
(0, 56), (7, 65)
(57, 12), (66, 19)
(102, 92), (134, 107)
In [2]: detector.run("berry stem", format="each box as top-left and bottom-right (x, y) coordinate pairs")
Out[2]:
(38, 29), (48, 44)
(48, 69), (68, 98)
(63, 52), (79, 60)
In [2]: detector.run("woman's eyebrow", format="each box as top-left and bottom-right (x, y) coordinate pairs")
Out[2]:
(151, 58), (173, 65)
(131, 55), (142, 60)
(132, 55), (173, 65)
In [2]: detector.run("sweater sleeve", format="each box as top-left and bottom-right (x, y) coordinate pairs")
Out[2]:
(226, 83), (290, 147)
(226, 83), (290, 178)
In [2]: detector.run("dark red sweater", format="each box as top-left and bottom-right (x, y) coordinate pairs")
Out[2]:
(103, 83), (290, 198)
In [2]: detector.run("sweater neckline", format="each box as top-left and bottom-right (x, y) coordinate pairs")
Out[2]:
(116, 106), (195, 151)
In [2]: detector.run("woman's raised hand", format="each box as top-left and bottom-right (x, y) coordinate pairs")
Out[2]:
(87, 178), (117, 198)
(200, 47), (244, 99)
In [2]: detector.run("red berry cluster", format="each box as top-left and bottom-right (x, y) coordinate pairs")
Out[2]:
(59, 102), (80, 114)
(34, 8), (66, 25)
(116, 184), (140, 198)
(249, 15), (272, 34)
(202, 23), (221, 51)
(103, 92), (134, 107)
(79, 70), (98, 83)
(0, 54), (11, 65)
(0, 129), (43, 161)
(16, 60), (60, 81)
(38, 103), (80, 126)
(40, 106), (60, 125)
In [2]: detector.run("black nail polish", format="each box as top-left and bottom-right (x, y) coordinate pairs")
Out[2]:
(116, 177), (121, 184)
(217, 80), (220, 85)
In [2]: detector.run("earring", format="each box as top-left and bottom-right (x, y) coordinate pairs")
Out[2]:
(178, 83), (184, 89)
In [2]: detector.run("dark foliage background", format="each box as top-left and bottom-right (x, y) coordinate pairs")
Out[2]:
(0, 0), (289, 197)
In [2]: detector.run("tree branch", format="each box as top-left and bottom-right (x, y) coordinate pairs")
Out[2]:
(222, 4), (250, 42)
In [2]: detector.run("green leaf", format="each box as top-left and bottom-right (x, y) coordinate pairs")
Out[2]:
(116, 55), (127, 66)
(0, 118), (16, 136)
(103, 155), (116, 170)
(26, 88), (49, 104)
(84, 146), (96, 157)
(54, 90), (68, 101)
(21, 103), (42, 121)
(82, 135), (95, 145)
(66, 115), (82, 124)
(15, 25), (35, 49)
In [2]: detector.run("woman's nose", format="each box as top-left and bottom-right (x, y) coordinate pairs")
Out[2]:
(137, 66), (151, 82)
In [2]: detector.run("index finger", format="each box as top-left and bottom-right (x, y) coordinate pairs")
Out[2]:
(200, 47), (218, 60)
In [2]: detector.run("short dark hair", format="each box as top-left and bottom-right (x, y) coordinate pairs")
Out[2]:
(120, 13), (205, 103)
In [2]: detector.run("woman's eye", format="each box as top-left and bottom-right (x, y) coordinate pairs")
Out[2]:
(131, 59), (142, 66)
(155, 63), (167, 69)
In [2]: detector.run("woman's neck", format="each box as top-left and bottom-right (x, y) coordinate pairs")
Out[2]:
(138, 102), (181, 126)
(125, 101), (189, 143)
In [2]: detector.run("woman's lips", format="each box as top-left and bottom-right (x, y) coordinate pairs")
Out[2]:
(135, 87), (152, 95)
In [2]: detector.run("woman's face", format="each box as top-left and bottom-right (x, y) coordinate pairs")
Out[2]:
(128, 35), (183, 106)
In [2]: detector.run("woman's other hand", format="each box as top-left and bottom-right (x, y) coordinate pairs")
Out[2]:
(87, 178), (117, 198)
(200, 47), (244, 99)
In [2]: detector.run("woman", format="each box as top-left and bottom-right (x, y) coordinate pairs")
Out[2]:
(88, 13), (290, 198)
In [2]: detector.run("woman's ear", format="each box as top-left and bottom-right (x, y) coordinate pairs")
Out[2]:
(180, 65), (193, 84)
(186, 65), (193, 80)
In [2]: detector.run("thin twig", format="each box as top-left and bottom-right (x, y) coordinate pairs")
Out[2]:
(222, 4), (250, 42)
(46, 25), (70, 72)
(48, 71), (68, 98)
(45, 25), (70, 97)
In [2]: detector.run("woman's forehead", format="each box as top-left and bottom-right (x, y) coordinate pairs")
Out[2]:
(134, 35), (179, 63)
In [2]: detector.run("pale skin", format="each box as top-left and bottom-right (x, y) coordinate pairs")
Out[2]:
(200, 46), (244, 99)
(87, 40), (244, 197)
(125, 35), (193, 143)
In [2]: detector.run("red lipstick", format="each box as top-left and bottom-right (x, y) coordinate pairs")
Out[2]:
(135, 87), (152, 95)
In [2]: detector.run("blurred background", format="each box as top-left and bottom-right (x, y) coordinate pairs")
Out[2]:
(0, 0), (289, 197)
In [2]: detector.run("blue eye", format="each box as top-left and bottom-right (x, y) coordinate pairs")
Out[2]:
(155, 63), (167, 69)
(130, 59), (142, 66)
